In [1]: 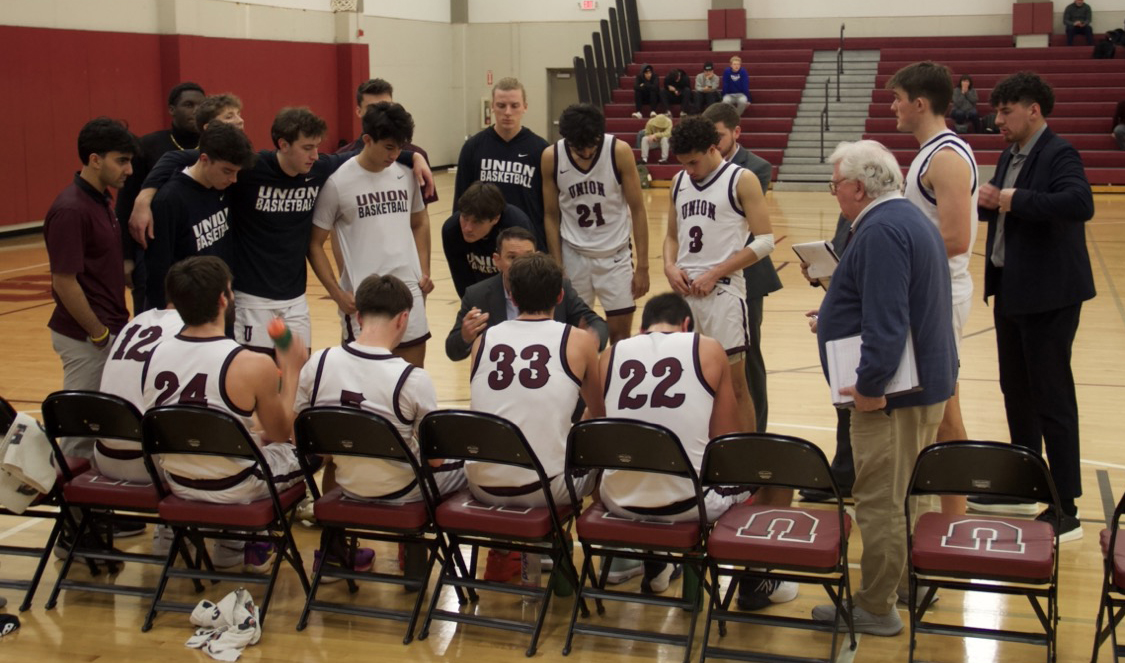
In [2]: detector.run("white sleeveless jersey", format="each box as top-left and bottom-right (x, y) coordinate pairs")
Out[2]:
(904, 130), (979, 305)
(295, 343), (436, 498)
(556, 135), (631, 257)
(467, 319), (581, 488)
(673, 162), (749, 294)
(101, 308), (184, 413)
(98, 308), (184, 454)
(600, 332), (714, 509)
(142, 334), (256, 481)
(311, 157), (425, 293)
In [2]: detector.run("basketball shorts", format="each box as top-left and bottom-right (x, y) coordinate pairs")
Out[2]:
(686, 280), (750, 358)
(952, 295), (971, 355)
(601, 485), (751, 523)
(562, 243), (636, 317)
(233, 291), (311, 351)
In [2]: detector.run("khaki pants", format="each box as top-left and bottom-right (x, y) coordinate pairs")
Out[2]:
(51, 330), (114, 459)
(849, 401), (945, 616)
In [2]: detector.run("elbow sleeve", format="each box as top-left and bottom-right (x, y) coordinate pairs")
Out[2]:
(748, 233), (775, 259)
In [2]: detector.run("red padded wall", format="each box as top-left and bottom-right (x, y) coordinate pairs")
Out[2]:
(0, 26), (367, 229)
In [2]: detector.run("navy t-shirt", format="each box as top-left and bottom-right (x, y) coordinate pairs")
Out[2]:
(454, 126), (548, 248)
(441, 204), (534, 298)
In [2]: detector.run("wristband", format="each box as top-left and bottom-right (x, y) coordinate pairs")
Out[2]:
(90, 328), (110, 344)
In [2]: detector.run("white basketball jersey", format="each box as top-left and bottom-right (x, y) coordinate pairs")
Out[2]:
(311, 157), (425, 294)
(101, 308), (184, 413)
(904, 130), (979, 305)
(296, 343), (436, 498)
(142, 334), (256, 481)
(556, 135), (631, 257)
(600, 332), (713, 509)
(467, 319), (580, 488)
(98, 308), (184, 455)
(673, 162), (749, 294)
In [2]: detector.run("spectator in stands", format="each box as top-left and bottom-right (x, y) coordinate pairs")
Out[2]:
(951, 75), (980, 134)
(632, 64), (663, 118)
(1064, 0), (1093, 45)
(639, 113), (672, 163)
(695, 62), (722, 111)
(722, 56), (752, 116)
(1113, 99), (1125, 150)
(661, 68), (692, 117)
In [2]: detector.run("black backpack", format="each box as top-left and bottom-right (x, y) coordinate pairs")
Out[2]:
(981, 113), (999, 134)
(1108, 28), (1125, 46)
(1094, 39), (1116, 59)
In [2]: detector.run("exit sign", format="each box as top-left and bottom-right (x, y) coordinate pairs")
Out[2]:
(579, 0), (597, 10)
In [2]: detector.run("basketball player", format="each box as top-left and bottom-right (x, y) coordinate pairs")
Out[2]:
(455, 77), (549, 248)
(309, 102), (432, 368)
(145, 123), (254, 310)
(96, 305), (185, 483)
(543, 103), (649, 343)
(295, 273), (465, 503)
(662, 116), (774, 436)
(141, 256), (309, 569)
(466, 253), (604, 507)
(598, 293), (797, 604)
(888, 61), (979, 516)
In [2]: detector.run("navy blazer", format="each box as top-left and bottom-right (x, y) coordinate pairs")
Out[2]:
(444, 274), (609, 361)
(980, 126), (1095, 315)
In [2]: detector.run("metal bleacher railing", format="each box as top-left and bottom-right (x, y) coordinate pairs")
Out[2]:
(821, 23), (846, 163)
(573, 0), (639, 109)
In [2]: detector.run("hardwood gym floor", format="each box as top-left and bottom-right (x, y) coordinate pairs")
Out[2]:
(1, 172), (1124, 661)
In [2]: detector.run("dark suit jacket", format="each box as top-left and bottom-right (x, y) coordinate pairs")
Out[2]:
(730, 147), (783, 300)
(980, 126), (1095, 315)
(445, 274), (609, 361)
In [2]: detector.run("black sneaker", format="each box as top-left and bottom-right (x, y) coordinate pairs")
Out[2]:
(1036, 507), (1083, 543)
(109, 517), (146, 538)
(799, 486), (851, 503)
(966, 496), (1038, 516)
(737, 578), (799, 611)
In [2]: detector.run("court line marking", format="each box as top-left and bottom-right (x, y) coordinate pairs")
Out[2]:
(0, 261), (48, 276)
(836, 633), (861, 663)
(0, 516), (45, 542)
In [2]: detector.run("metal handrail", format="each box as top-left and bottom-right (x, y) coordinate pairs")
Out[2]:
(836, 23), (845, 102)
(820, 78), (830, 163)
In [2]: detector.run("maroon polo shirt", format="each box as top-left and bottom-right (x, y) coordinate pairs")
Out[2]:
(44, 174), (129, 340)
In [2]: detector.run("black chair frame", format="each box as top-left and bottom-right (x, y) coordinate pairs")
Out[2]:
(1094, 490), (1125, 662)
(293, 406), (475, 642)
(140, 404), (310, 631)
(415, 409), (587, 657)
(700, 433), (856, 663)
(561, 418), (711, 663)
(40, 391), (207, 614)
(905, 441), (1062, 663)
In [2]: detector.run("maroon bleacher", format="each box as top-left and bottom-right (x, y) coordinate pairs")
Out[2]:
(619, 34), (1125, 185)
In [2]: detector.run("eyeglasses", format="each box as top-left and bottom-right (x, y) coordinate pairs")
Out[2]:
(828, 178), (850, 195)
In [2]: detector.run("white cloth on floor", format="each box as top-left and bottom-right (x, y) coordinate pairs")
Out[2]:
(0, 412), (56, 513)
(185, 587), (261, 661)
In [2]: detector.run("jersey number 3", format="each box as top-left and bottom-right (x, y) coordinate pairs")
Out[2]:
(488, 343), (551, 390)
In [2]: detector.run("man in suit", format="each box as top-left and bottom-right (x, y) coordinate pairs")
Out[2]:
(445, 226), (608, 362)
(977, 71), (1095, 543)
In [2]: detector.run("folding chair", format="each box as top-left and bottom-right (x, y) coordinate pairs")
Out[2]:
(293, 406), (475, 642)
(41, 391), (204, 613)
(906, 441), (1061, 663)
(415, 409), (586, 657)
(561, 418), (709, 663)
(0, 392), (93, 611)
(140, 405), (310, 631)
(1092, 490), (1125, 661)
(699, 433), (855, 663)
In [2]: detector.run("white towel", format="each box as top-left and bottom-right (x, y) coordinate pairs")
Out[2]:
(185, 588), (261, 662)
(0, 413), (57, 513)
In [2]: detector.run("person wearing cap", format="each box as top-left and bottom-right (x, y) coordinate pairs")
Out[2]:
(695, 62), (722, 111)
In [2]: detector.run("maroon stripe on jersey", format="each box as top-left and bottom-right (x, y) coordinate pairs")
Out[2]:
(309, 348), (332, 404)
(470, 327), (488, 380)
(219, 346), (254, 417)
(602, 343), (619, 399)
(559, 325), (582, 387)
(392, 365), (415, 425)
(609, 136), (622, 185)
(692, 333), (716, 397)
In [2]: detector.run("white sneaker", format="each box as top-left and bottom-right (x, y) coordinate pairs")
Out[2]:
(631, 111), (643, 119)
(649, 111), (657, 118)
(641, 563), (681, 594)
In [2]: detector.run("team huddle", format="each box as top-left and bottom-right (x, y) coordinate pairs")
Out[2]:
(42, 57), (1090, 635)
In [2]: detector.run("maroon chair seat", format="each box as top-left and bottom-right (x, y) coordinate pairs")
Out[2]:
(159, 482), (306, 529)
(912, 512), (1054, 581)
(64, 470), (161, 511)
(313, 486), (429, 531)
(576, 500), (700, 550)
(1099, 529), (1125, 590)
(708, 504), (852, 571)
(61, 456), (90, 478)
(435, 489), (571, 540)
